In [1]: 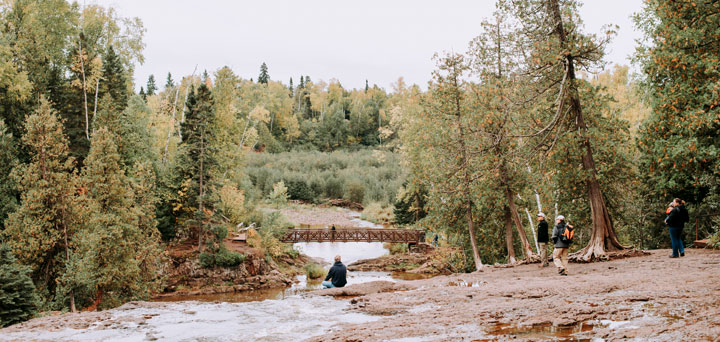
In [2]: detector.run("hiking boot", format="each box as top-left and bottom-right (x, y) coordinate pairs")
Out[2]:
(558, 268), (565, 275)
(680, 252), (685, 257)
(561, 272), (568, 276)
(669, 255), (679, 258)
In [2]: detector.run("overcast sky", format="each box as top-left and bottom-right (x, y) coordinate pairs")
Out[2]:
(92, 0), (645, 91)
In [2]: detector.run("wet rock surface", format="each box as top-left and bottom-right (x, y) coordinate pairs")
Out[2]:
(309, 249), (720, 342)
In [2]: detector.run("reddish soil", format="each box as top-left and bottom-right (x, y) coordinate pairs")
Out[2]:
(310, 249), (720, 342)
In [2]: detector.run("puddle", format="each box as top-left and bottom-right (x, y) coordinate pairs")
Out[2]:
(446, 280), (484, 287)
(487, 322), (599, 341)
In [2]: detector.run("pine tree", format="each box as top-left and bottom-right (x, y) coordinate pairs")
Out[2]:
(146, 74), (157, 96)
(165, 72), (175, 90)
(289, 77), (294, 95)
(299, 76), (305, 89)
(0, 119), (18, 229)
(258, 62), (269, 84)
(69, 127), (162, 309)
(3, 99), (80, 312)
(139, 86), (146, 100)
(365, 79), (369, 93)
(0, 244), (39, 327)
(100, 46), (129, 112)
(176, 84), (217, 250)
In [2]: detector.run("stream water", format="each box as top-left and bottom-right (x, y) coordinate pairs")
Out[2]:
(1, 211), (430, 341)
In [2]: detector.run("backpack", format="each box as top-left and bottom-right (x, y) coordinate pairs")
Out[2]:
(560, 224), (574, 244)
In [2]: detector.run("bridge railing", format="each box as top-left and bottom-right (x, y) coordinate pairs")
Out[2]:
(280, 228), (425, 244)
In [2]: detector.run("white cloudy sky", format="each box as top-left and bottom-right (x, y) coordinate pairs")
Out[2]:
(92, 0), (646, 91)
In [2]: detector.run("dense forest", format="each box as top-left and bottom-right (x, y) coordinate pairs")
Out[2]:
(0, 0), (718, 327)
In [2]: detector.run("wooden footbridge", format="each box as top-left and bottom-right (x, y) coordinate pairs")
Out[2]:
(280, 228), (425, 244)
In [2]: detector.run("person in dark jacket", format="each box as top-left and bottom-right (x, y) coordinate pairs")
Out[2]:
(322, 255), (347, 288)
(537, 213), (550, 267)
(665, 198), (690, 258)
(551, 215), (573, 276)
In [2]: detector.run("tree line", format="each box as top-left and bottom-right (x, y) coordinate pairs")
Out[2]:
(394, 0), (720, 271)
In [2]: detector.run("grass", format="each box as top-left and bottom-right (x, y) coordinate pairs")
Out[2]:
(304, 263), (326, 279)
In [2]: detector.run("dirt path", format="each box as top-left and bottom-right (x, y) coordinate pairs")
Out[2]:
(264, 205), (365, 228)
(310, 249), (720, 342)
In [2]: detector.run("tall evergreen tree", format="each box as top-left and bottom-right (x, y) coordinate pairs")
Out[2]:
(146, 74), (157, 96)
(299, 75), (305, 89)
(176, 84), (217, 250)
(0, 244), (39, 327)
(99, 46), (129, 112)
(258, 62), (270, 84)
(0, 119), (18, 229)
(288, 77), (294, 96)
(139, 86), (146, 100)
(3, 99), (80, 312)
(165, 72), (175, 90)
(68, 127), (162, 309)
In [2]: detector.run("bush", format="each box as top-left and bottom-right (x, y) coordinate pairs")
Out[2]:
(199, 248), (246, 268)
(384, 242), (408, 255)
(284, 178), (315, 202)
(345, 180), (365, 204)
(362, 202), (395, 224)
(0, 244), (39, 327)
(304, 263), (325, 279)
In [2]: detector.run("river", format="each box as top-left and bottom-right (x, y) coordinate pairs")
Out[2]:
(0, 209), (428, 341)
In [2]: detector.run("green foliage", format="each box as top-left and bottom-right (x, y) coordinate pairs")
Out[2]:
(0, 244), (39, 328)
(393, 184), (427, 225)
(67, 127), (163, 309)
(361, 202), (394, 224)
(199, 248), (246, 268)
(635, 0), (720, 244)
(3, 99), (81, 305)
(304, 263), (325, 279)
(0, 119), (18, 229)
(384, 243), (408, 255)
(258, 62), (270, 84)
(246, 149), (404, 205)
(146, 74), (157, 96)
(269, 181), (289, 207)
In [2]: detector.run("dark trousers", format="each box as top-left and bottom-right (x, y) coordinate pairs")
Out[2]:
(669, 227), (684, 257)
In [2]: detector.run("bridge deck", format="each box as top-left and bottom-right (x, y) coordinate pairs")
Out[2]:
(280, 228), (425, 243)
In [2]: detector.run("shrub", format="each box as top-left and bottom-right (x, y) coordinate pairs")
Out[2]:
(199, 248), (246, 268)
(384, 242), (408, 255)
(362, 202), (395, 224)
(345, 180), (365, 204)
(304, 263), (325, 279)
(268, 181), (288, 208)
(0, 244), (39, 327)
(284, 178), (315, 202)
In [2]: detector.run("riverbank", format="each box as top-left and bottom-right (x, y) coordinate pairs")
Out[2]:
(310, 248), (720, 341)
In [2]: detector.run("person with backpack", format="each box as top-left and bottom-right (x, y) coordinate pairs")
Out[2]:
(665, 198), (690, 258)
(551, 215), (574, 276)
(537, 213), (550, 267)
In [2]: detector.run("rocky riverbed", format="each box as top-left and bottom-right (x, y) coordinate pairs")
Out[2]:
(4, 249), (719, 341)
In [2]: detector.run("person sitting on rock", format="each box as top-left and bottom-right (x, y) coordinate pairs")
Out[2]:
(322, 255), (347, 288)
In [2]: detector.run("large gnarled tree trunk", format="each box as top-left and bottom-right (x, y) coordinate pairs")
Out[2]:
(547, 0), (626, 261)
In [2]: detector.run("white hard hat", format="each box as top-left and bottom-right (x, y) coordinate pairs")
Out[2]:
(556, 215), (565, 221)
(537, 212), (545, 217)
